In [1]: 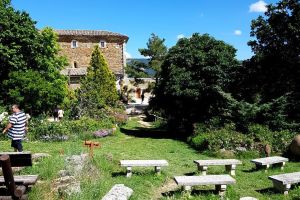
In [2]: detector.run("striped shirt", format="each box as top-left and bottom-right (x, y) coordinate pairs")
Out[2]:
(8, 111), (27, 140)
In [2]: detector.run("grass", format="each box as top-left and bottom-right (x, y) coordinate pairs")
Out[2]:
(0, 117), (299, 199)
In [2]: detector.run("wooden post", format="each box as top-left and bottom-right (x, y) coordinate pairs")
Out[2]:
(84, 141), (100, 158)
(0, 155), (18, 200)
(0, 155), (27, 199)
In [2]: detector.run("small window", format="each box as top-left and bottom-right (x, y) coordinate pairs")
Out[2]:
(74, 61), (78, 68)
(99, 40), (106, 48)
(71, 40), (78, 48)
(70, 76), (81, 84)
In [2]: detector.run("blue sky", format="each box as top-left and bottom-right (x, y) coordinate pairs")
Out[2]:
(12, 0), (279, 61)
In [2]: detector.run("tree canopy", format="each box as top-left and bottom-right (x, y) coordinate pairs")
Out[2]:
(0, 1), (68, 114)
(138, 33), (167, 77)
(151, 33), (239, 131)
(230, 0), (300, 128)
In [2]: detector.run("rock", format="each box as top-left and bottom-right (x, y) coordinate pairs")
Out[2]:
(102, 184), (133, 200)
(32, 153), (50, 162)
(264, 144), (271, 157)
(54, 176), (81, 197)
(290, 135), (300, 156)
(235, 147), (247, 152)
(58, 170), (71, 177)
(65, 154), (88, 176)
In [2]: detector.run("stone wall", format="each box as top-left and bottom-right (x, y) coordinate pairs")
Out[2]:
(58, 35), (125, 75)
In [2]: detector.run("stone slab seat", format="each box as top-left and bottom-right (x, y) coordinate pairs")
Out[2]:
(194, 159), (242, 176)
(174, 175), (236, 196)
(269, 172), (300, 195)
(251, 156), (288, 171)
(120, 160), (168, 177)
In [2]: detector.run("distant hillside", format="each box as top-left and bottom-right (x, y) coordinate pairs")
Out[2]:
(126, 58), (155, 77)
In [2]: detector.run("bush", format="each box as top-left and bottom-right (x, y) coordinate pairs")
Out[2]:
(28, 117), (115, 141)
(189, 124), (253, 152)
(248, 124), (295, 152)
(189, 122), (295, 154)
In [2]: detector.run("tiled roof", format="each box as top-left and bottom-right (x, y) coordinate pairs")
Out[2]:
(60, 68), (87, 76)
(56, 30), (129, 41)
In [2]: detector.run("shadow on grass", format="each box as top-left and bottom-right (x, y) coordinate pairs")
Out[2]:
(184, 172), (197, 176)
(162, 188), (219, 198)
(111, 170), (163, 177)
(255, 187), (278, 195)
(242, 167), (259, 173)
(111, 171), (126, 177)
(120, 127), (187, 141)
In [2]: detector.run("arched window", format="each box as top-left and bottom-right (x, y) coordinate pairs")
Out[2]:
(99, 40), (106, 48)
(73, 61), (78, 68)
(71, 40), (78, 48)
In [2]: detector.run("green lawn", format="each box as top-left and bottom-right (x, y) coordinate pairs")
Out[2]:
(0, 118), (300, 199)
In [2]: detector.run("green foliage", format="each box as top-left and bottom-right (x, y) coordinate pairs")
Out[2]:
(151, 33), (239, 131)
(241, 0), (300, 124)
(0, 0), (68, 115)
(28, 117), (115, 141)
(35, 27), (69, 74)
(3, 69), (67, 115)
(139, 33), (167, 76)
(189, 124), (253, 152)
(75, 46), (118, 118)
(248, 124), (295, 152)
(189, 122), (294, 154)
(219, 88), (300, 131)
(0, 0), (39, 80)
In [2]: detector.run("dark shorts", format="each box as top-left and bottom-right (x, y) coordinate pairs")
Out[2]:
(11, 140), (23, 152)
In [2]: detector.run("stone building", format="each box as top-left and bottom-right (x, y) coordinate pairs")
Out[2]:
(57, 30), (129, 88)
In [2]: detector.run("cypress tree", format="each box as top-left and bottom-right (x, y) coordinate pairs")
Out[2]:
(76, 45), (118, 117)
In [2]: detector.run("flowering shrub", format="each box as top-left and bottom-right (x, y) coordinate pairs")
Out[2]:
(28, 116), (115, 141)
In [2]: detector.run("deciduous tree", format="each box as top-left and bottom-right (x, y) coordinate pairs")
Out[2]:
(151, 33), (239, 132)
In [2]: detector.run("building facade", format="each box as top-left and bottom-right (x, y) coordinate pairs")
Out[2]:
(57, 30), (129, 88)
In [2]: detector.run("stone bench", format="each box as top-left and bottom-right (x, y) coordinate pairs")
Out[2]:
(269, 172), (300, 195)
(194, 159), (242, 176)
(251, 156), (288, 171)
(120, 160), (168, 177)
(174, 175), (236, 196)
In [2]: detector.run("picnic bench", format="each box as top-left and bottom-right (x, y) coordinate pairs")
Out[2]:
(251, 156), (288, 171)
(194, 159), (242, 176)
(269, 172), (300, 195)
(174, 175), (236, 196)
(0, 152), (38, 200)
(120, 160), (168, 177)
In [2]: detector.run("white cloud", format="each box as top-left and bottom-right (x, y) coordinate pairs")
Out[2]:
(125, 51), (132, 59)
(249, 0), (268, 13)
(177, 34), (185, 40)
(234, 30), (242, 36)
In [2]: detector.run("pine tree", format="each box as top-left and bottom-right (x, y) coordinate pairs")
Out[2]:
(76, 45), (118, 117)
